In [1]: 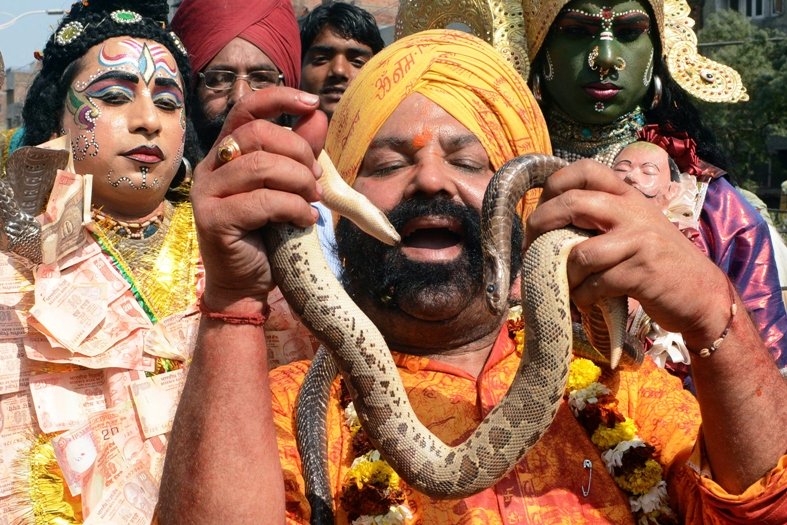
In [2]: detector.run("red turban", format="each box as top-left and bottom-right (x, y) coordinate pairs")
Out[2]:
(171, 0), (301, 88)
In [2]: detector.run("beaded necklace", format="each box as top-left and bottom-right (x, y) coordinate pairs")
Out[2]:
(91, 202), (166, 239)
(548, 106), (646, 166)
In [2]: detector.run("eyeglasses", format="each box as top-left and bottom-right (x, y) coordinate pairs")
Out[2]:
(199, 69), (284, 92)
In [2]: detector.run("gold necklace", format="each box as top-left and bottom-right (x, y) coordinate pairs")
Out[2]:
(90, 202), (166, 240)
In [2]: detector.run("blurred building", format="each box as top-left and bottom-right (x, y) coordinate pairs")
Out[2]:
(0, 62), (38, 131)
(294, 0), (398, 42)
(703, 0), (786, 28)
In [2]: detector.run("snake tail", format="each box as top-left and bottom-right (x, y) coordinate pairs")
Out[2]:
(296, 346), (338, 525)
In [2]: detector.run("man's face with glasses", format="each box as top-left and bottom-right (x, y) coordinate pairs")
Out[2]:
(200, 70), (284, 92)
(193, 37), (283, 152)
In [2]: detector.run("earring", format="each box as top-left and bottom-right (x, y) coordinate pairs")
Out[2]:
(543, 50), (555, 81)
(531, 73), (543, 103)
(650, 74), (662, 109)
(643, 52), (654, 86)
(588, 46), (599, 71)
(181, 157), (193, 185)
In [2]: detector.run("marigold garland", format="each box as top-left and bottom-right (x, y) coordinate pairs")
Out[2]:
(340, 382), (412, 525)
(506, 316), (679, 524)
(336, 315), (680, 524)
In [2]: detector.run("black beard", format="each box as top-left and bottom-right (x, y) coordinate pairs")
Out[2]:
(336, 197), (524, 317)
(191, 101), (226, 154)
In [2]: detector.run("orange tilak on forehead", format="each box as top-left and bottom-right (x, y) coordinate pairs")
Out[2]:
(411, 128), (433, 149)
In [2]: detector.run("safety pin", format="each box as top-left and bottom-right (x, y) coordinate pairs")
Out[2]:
(581, 459), (593, 497)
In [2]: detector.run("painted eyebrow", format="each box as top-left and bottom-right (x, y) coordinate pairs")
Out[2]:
(87, 70), (139, 86)
(560, 12), (600, 23)
(155, 77), (184, 94)
(616, 12), (651, 22)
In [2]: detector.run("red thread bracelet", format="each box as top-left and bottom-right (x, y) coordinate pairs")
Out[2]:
(691, 278), (737, 358)
(197, 295), (270, 326)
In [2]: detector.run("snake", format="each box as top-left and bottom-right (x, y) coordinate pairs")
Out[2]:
(266, 153), (636, 523)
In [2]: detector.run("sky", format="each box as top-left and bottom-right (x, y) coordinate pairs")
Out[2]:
(1, 0), (74, 70)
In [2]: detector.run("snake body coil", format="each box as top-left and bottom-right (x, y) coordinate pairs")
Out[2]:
(284, 154), (630, 522)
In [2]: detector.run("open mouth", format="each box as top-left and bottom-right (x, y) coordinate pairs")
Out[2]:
(400, 217), (464, 260)
(403, 227), (462, 249)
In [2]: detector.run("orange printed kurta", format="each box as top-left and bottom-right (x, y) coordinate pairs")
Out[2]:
(270, 327), (787, 524)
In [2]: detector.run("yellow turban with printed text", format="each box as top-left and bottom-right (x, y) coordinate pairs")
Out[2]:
(325, 29), (551, 218)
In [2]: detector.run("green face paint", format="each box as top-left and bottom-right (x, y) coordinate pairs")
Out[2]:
(541, 0), (655, 125)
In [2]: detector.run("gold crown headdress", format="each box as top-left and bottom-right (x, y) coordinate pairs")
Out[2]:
(395, 0), (531, 79)
(396, 0), (748, 103)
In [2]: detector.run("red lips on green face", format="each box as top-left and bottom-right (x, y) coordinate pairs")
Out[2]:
(541, 0), (655, 125)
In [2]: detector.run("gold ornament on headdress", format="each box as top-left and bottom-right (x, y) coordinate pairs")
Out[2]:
(519, 0), (746, 103)
(395, 0), (531, 78)
(662, 0), (748, 102)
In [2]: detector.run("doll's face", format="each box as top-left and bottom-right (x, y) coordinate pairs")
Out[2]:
(613, 141), (675, 208)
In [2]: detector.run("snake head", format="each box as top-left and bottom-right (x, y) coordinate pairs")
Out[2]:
(483, 251), (509, 316)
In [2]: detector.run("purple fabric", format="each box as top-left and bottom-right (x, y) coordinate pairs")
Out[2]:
(694, 176), (786, 366)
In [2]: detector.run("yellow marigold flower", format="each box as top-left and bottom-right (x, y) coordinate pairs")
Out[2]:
(346, 454), (399, 490)
(566, 358), (602, 392)
(616, 459), (663, 495)
(388, 470), (402, 491)
(514, 331), (525, 354)
(591, 418), (637, 450)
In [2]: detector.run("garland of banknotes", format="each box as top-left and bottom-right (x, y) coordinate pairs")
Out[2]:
(2, 196), (200, 524)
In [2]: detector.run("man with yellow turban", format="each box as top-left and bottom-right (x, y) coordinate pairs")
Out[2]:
(158, 30), (787, 524)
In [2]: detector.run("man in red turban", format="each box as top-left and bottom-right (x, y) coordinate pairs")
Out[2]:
(171, 0), (301, 153)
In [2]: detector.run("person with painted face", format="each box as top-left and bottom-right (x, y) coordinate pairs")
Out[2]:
(299, 2), (385, 121)
(520, 0), (787, 372)
(1, 0), (202, 521)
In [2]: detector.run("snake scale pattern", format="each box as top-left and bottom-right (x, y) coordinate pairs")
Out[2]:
(270, 154), (628, 523)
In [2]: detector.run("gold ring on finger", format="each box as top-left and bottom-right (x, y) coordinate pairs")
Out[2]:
(216, 135), (242, 165)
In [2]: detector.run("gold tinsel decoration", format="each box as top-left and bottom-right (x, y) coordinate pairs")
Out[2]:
(10, 433), (82, 525)
(92, 200), (200, 320)
(7, 202), (198, 524)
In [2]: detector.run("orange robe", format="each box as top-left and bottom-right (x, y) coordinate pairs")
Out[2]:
(271, 327), (787, 524)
